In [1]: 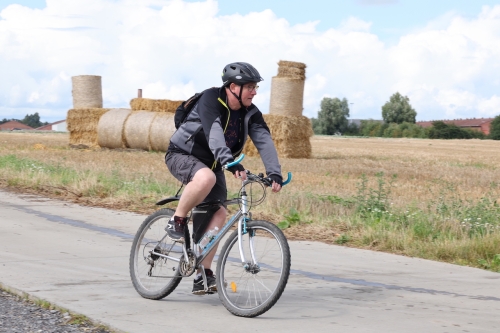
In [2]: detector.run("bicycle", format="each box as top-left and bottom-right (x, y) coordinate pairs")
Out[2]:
(129, 155), (292, 317)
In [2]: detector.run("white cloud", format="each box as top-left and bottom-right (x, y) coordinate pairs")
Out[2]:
(0, 0), (499, 123)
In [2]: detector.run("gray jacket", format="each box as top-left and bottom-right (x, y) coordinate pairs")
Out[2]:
(168, 87), (282, 179)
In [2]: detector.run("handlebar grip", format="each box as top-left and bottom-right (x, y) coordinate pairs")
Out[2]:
(224, 154), (245, 169)
(282, 172), (292, 186)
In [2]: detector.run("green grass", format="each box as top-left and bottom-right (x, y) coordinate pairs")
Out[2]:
(305, 173), (500, 268)
(0, 154), (177, 202)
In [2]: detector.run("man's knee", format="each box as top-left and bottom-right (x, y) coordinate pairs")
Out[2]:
(192, 168), (216, 188)
(214, 206), (227, 220)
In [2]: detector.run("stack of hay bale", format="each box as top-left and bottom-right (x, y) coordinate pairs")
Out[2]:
(68, 62), (313, 157)
(243, 60), (313, 158)
(66, 75), (181, 152)
(67, 75), (109, 147)
(96, 98), (182, 151)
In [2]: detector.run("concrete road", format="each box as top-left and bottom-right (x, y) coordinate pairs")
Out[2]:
(0, 190), (499, 333)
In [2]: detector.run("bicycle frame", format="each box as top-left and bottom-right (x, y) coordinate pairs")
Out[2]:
(150, 177), (257, 270)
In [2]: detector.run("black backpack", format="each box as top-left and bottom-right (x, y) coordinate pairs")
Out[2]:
(174, 91), (205, 129)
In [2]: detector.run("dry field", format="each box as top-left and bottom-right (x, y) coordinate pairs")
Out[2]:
(1, 132), (499, 270)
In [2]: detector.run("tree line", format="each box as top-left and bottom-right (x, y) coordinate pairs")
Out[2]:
(311, 92), (500, 140)
(0, 112), (48, 129)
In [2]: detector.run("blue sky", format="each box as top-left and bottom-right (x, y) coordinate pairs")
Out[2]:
(1, 0), (500, 123)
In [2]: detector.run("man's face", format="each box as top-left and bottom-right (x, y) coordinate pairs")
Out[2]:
(231, 82), (259, 107)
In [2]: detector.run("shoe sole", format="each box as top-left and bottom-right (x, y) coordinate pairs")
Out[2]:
(192, 286), (217, 295)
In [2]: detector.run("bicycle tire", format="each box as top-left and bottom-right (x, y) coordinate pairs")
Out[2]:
(216, 220), (291, 317)
(129, 208), (183, 299)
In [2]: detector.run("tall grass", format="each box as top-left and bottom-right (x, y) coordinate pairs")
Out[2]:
(1, 132), (499, 271)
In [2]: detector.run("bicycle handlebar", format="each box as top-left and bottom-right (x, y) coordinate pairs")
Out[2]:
(224, 154), (292, 187)
(225, 154), (245, 168)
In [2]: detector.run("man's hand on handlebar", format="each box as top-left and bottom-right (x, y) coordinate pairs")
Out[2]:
(227, 163), (247, 181)
(270, 181), (281, 193)
(234, 170), (247, 180)
(268, 174), (282, 193)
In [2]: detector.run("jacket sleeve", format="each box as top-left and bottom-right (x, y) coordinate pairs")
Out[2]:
(248, 113), (282, 178)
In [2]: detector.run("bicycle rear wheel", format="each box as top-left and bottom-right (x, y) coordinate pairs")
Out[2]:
(129, 208), (183, 299)
(216, 220), (291, 317)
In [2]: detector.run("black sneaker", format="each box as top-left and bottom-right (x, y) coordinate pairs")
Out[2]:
(192, 269), (217, 295)
(165, 216), (187, 243)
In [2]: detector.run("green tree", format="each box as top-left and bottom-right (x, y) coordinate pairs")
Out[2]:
(311, 117), (322, 134)
(381, 92), (416, 124)
(315, 97), (350, 135)
(343, 122), (360, 136)
(490, 115), (500, 140)
(20, 113), (47, 128)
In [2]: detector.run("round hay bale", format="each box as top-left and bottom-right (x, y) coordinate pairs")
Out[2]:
(124, 111), (157, 150)
(72, 75), (103, 108)
(269, 77), (304, 116)
(97, 108), (132, 149)
(150, 113), (176, 152)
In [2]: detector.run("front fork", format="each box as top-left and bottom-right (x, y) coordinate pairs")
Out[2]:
(238, 190), (259, 272)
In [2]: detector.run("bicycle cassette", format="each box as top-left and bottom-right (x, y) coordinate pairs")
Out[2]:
(178, 250), (196, 277)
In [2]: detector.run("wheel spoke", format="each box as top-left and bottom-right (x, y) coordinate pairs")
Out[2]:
(129, 209), (183, 300)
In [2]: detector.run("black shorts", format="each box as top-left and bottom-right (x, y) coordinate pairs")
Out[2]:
(165, 151), (227, 205)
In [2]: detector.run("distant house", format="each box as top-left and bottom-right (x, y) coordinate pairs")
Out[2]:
(416, 118), (493, 135)
(0, 121), (34, 131)
(36, 120), (67, 132)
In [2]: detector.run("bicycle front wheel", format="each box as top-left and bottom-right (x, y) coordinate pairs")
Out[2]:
(129, 208), (183, 300)
(216, 220), (291, 317)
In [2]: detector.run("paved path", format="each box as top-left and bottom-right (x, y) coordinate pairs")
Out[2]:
(1, 190), (499, 333)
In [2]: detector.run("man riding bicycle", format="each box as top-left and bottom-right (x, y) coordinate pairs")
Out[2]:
(165, 62), (283, 295)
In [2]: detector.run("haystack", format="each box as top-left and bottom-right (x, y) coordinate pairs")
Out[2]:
(269, 61), (306, 117)
(243, 114), (313, 159)
(130, 98), (182, 113)
(150, 113), (176, 151)
(249, 60), (311, 159)
(123, 111), (157, 150)
(67, 108), (110, 147)
(97, 108), (132, 149)
(72, 75), (103, 108)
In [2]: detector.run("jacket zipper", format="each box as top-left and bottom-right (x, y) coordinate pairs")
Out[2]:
(211, 97), (231, 170)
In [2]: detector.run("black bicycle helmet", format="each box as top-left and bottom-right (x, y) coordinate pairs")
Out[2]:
(222, 62), (263, 108)
(221, 62), (264, 86)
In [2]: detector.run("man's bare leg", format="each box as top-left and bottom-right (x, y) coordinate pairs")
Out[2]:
(174, 167), (215, 217)
(199, 206), (227, 272)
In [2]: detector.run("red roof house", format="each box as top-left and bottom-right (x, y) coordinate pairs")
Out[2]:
(0, 121), (34, 131)
(416, 118), (493, 135)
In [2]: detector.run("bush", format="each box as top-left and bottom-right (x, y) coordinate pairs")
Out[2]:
(489, 115), (500, 140)
(428, 121), (485, 139)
